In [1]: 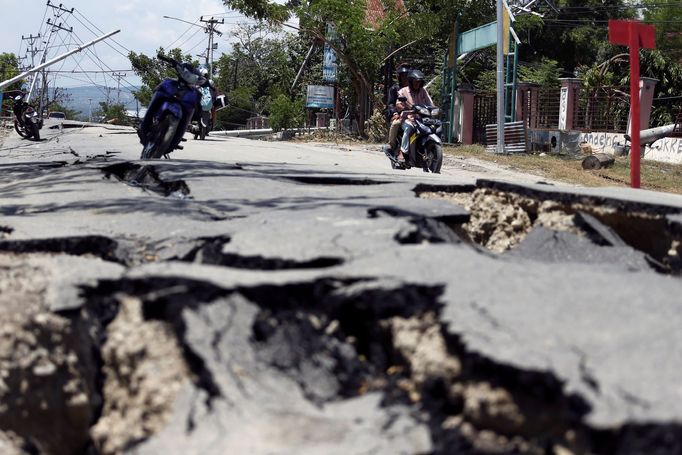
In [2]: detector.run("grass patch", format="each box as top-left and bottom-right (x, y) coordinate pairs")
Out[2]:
(446, 145), (682, 195)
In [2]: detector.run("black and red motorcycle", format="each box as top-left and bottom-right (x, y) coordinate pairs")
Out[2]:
(6, 91), (42, 141)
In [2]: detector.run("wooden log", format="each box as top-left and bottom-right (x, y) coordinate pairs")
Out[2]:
(582, 153), (615, 170)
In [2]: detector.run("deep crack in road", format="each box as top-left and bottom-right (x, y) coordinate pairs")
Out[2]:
(1, 122), (682, 454)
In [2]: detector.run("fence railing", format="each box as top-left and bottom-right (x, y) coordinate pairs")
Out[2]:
(572, 86), (630, 132)
(471, 83), (679, 144)
(527, 87), (561, 130)
(473, 92), (497, 145)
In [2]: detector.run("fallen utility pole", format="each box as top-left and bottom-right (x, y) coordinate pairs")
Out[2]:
(0, 30), (121, 91)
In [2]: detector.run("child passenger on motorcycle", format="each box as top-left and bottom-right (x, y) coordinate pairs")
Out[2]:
(395, 70), (434, 164)
(386, 63), (411, 150)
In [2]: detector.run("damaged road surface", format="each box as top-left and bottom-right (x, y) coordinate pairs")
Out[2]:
(1, 125), (682, 454)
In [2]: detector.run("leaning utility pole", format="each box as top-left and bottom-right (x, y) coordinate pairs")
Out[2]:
(199, 16), (223, 78)
(27, 0), (74, 116)
(0, 30), (121, 91)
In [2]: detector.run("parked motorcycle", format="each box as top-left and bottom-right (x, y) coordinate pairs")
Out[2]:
(8, 92), (41, 141)
(138, 54), (206, 159)
(383, 98), (443, 173)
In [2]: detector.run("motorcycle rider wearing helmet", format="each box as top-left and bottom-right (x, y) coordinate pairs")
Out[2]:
(386, 63), (411, 150)
(395, 69), (434, 163)
(194, 66), (217, 135)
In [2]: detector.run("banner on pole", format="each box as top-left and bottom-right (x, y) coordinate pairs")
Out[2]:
(323, 25), (338, 83)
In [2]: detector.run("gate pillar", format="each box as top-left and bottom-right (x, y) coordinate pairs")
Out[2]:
(458, 85), (475, 145)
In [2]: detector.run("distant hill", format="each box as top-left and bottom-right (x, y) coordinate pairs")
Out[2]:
(52, 85), (141, 119)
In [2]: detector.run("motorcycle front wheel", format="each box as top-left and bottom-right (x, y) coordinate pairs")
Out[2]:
(29, 122), (40, 141)
(141, 115), (179, 160)
(14, 120), (29, 138)
(425, 142), (443, 174)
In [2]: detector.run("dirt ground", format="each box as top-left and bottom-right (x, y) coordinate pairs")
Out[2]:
(0, 253), (97, 454)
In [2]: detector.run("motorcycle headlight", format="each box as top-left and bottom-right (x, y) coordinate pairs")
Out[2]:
(430, 108), (441, 117)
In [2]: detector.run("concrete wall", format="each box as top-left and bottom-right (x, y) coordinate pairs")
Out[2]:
(644, 137), (682, 165)
(528, 129), (625, 155)
(579, 131), (626, 155)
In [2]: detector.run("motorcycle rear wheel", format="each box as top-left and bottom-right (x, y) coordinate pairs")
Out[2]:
(14, 120), (29, 138)
(425, 142), (443, 174)
(141, 115), (179, 160)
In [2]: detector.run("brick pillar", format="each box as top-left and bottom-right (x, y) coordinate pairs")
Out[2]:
(458, 85), (475, 145)
(558, 78), (581, 130)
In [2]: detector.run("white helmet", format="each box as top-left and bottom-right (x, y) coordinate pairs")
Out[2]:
(199, 66), (209, 77)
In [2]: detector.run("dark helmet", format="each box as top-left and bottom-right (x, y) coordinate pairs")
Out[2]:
(396, 64), (411, 76)
(407, 69), (425, 86)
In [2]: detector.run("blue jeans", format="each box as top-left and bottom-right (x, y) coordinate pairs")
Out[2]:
(400, 121), (415, 157)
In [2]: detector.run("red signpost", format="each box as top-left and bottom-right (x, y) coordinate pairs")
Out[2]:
(608, 20), (656, 189)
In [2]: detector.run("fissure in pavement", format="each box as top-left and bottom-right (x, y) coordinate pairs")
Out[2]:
(102, 163), (190, 199)
(418, 184), (682, 275)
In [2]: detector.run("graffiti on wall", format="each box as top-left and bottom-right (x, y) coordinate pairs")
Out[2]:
(645, 138), (682, 165)
(579, 131), (625, 154)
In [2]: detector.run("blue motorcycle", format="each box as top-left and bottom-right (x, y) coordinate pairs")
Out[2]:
(138, 54), (206, 159)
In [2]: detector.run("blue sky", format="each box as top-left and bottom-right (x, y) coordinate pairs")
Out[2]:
(0, 0), (269, 89)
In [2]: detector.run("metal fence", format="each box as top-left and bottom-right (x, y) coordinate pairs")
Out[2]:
(573, 86), (630, 133)
(527, 88), (561, 129)
(473, 92), (497, 145)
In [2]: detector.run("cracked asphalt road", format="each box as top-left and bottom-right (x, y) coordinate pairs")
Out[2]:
(1, 122), (682, 454)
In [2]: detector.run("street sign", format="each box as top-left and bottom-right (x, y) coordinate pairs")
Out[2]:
(608, 20), (656, 189)
(306, 85), (335, 109)
(457, 4), (512, 55)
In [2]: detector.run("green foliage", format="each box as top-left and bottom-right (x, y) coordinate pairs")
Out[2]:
(1, 53), (23, 115)
(128, 48), (198, 105)
(268, 94), (305, 131)
(222, 0), (289, 22)
(643, 0), (682, 61)
(641, 50), (682, 127)
(519, 58), (561, 87)
(95, 102), (130, 125)
(516, 0), (634, 76)
(216, 86), (256, 129)
(0, 53), (21, 89)
(474, 70), (497, 92)
(214, 24), (300, 104)
(48, 102), (80, 120)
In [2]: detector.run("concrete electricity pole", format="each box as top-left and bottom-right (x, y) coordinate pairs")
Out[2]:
(0, 30), (121, 91)
(27, 0), (74, 117)
(21, 34), (42, 93)
(112, 72), (126, 104)
(495, 0), (505, 154)
(200, 16), (224, 78)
